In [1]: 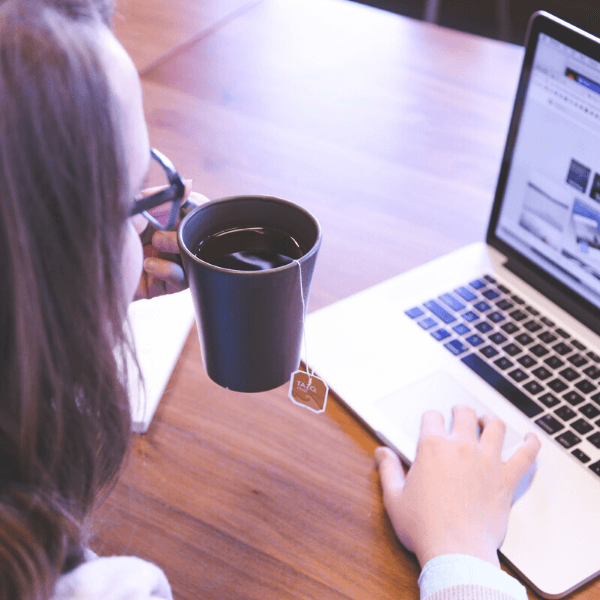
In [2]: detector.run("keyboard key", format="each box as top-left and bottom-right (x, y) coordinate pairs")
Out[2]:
(541, 316), (555, 327)
(496, 299), (513, 310)
(418, 317), (437, 330)
(575, 379), (597, 394)
(473, 301), (491, 312)
(568, 354), (588, 367)
(591, 392), (600, 407)
(482, 289), (500, 300)
(511, 294), (525, 305)
(455, 287), (477, 302)
(523, 321), (542, 333)
(439, 293), (466, 312)
(553, 342), (572, 356)
(462, 311), (478, 322)
(461, 353), (543, 418)
(444, 339), (469, 355)
(452, 323), (470, 335)
(480, 345), (499, 358)
(548, 379), (568, 393)
(466, 334), (484, 347)
(587, 352), (600, 363)
(539, 393), (560, 407)
(588, 432), (600, 448)
(487, 311), (505, 323)
(535, 414), (564, 434)
(431, 328), (451, 341)
(469, 279), (486, 290)
(580, 403), (600, 419)
(555, 328), (570, 338)
(508, 368), (528, 383)
(510, 309), (528, 321)
(532, 366), (552, 380)
(563, 391), (584, 406)
(572, 448), (591, 463)
(525, 306), (540, 316)
(556, 430), (581, 449)
(538, 331), (557, 344)
(489, 332), (507, 345)
(555, 405), (577, 421)
(483, 275), (496, 283)
(572, 340), (586, 351)
(518, 355), (537, 368)
(530, 344), (549, 357)
(583, 365), (600, 380)
(515, 333), (534, 345)
(475, 322), (493, 333)
(494, 357), (513, 370)
(589, 461), (600, 475)
(572, 418), (594, 435)
(498, 284), (511, 293)
(424, 300), (456, 324)
(559, 367), (580, 382)
(405, 307), (425, 319)
(544, 356), (564, 369)
(503, 343), (522, 356)
(501, 322), (519, 335)
(524, 380), (544, 394)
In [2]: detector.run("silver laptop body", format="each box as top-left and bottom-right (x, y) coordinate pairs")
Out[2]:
(306, 12), (600, 598)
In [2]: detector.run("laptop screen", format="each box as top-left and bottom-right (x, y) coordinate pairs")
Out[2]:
(493, 17), (600, 312)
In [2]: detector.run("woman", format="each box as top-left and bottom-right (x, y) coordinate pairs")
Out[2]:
(0, 0), (540, 598)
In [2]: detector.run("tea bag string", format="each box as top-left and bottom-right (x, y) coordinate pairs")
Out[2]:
(293, 258), (313, 386)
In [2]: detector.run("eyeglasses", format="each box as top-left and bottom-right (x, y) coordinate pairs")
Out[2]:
(130, 148), (186, 231)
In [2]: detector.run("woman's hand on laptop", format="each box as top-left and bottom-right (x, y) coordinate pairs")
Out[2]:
(375, 405), (540, 568)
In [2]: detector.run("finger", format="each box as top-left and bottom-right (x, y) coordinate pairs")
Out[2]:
(420, 409), (445, 438)
(144, 257), (187, 289)
(138, 180), (192, 198)
(188, 190), (210, 206)
(375, 447), (406, 498)
(504, 432), (541, 488)
(479, 415), (507, 454)
(152, 230), (179, 254)
(450, 405), (479, 440)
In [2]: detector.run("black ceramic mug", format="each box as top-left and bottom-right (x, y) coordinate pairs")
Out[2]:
(178, 195), (321, 393)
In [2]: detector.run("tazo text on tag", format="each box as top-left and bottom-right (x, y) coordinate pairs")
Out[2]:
(288, 370), (328, 413)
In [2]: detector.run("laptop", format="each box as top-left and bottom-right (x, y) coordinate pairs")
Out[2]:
(305, 12), (600, 599)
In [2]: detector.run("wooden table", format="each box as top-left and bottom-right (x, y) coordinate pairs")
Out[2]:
(92, 0), (599, 598)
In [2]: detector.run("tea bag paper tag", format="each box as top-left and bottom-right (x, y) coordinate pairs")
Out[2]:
(288, 370), (328, 413)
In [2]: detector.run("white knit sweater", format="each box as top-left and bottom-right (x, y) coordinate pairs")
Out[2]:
(52, 553), (526, 599)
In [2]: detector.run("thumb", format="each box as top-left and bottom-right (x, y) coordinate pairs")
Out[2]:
(375, 447), (406, 499)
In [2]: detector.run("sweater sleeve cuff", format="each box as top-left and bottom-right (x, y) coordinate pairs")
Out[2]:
(418, 554), (528, 600)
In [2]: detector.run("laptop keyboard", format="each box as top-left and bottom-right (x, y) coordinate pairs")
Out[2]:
(405, 274), (600, 479)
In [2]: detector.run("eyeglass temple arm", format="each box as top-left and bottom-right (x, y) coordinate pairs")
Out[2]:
(179, 195), (200, 218)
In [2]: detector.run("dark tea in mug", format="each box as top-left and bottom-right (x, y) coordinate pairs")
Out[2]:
(194, 226), (306, 271)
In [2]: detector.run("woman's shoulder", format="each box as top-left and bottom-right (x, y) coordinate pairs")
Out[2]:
(53, 552), (173, 600)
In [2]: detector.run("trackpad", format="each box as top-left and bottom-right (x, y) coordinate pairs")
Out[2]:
(374, 371), (524, 464)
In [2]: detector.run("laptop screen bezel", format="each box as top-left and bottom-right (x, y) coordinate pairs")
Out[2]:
(486, 11), (600, 333)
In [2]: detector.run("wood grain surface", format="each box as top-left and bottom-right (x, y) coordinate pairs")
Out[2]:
(91, 0), (600, 598)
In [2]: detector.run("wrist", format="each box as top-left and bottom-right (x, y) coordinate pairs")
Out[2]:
(417, 540), (500, 569)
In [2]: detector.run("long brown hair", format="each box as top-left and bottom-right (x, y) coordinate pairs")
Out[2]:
(0, 0), (133, 597)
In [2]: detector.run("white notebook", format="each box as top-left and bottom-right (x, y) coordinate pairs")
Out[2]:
(126, 290), (196, 432)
